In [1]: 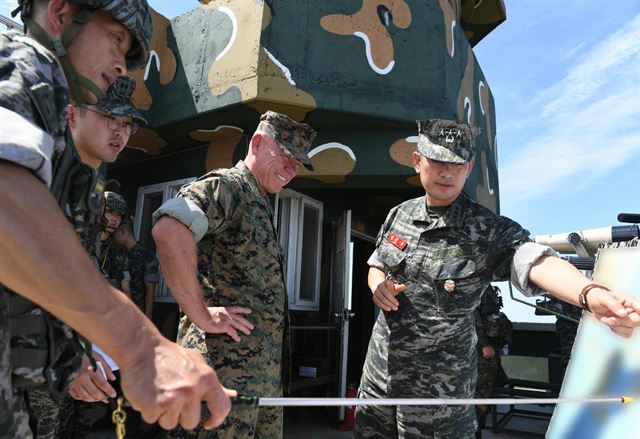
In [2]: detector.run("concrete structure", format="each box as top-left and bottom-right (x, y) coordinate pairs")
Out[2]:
(107, 0), (508, 426)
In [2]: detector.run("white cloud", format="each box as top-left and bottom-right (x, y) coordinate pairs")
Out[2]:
(561, 41), (588, 61)
(500, 14), (640, 203)
(539, 15), (640, 118)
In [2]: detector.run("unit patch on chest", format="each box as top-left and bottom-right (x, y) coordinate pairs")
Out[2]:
(431, 244), (473, 260)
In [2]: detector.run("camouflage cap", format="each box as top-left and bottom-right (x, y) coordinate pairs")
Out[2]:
(255, 111), (317, 171)
(95, 76), (147, 125)
(104, 191), (127, 215)
(417, 119), (481, 164)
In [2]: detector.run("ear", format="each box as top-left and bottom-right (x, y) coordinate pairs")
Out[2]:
(47, 0), (75, 36)
(412, 151), (422, 172)
(66, 105), (77, 129)
(250, 133), (264, 155)
(466, 159), (475, 177)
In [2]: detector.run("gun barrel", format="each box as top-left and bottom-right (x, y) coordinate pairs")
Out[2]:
(534, 225), (638, 255)
(534, 227), (612, 254)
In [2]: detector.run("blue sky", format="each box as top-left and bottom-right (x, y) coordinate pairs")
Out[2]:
(3, 1), (638, 321)
(473, 1), (640, 321)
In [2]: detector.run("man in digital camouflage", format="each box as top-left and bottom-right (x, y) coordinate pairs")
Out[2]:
(152, 110), (316, 439)
(473, 285), (512, 438)
(54, 79), (151, 439)
(0, 1), (233, 438)
(354, 119), (640, 438)
(113, 217), (159, 319)
(97, 191), (130, 289)
(25, 77), (145, 439)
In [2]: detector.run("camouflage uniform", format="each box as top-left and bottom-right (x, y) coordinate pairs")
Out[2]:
(473, 286), (512, 433)
(354, 120), (554, 439)
(0, 30), (75, 439)
(153, 111), (315, 439)
(55, 90), (146, 438)
(157, 161), (286, 439)
(1, 2), (150, 437)
(97, 235), (130, 288)
(126, 242), (159, 313)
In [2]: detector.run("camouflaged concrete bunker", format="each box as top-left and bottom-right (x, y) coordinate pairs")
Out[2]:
(123, 0), (505, 213)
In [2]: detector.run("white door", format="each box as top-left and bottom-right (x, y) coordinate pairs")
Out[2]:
(333, 209), (354, 421)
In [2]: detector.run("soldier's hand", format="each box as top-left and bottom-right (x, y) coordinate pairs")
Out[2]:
(119, 340), (235, 430)
(588, 287), (640, 338)
(481, 345), (496, 360)
(201, 306), (254, 342)
(68, 353), (116, 403)
(372, 279), (406, 312)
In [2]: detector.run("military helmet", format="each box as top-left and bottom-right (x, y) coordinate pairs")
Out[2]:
(13, 0), (151, 104)
(14, 0), (151, 70)
(71, 0), (152, 70)
(104, 191), (127, 215)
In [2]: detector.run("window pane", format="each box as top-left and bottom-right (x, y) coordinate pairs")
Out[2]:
(169, 183), (185, 198)
(299, 204), (319, 301)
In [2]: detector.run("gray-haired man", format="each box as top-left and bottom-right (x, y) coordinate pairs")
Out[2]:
(152, 111), (316, 439)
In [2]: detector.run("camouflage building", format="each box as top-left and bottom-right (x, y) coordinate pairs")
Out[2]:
(108, 0), (506, 423)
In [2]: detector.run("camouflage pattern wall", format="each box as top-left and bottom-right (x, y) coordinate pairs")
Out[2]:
(124, 0), (504, 213)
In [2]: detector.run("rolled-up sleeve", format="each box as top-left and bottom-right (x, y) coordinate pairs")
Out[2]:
(152, 197), (208, 243)
(510, 242), (558, 297)
(367, 250), (385, 271)
(0, 106), (54, 186)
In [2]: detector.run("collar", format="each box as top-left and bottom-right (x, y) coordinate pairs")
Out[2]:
(235, 160), (264, 197)
(234, 161), (274, 214)
(412, 192), (469, 231)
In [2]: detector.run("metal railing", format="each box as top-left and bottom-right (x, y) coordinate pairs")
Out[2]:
(1, 14), (24, 33)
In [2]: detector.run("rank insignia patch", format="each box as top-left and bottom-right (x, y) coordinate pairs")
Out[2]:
(387, 233), (408, 250)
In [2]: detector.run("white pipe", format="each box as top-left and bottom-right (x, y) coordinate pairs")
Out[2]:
(255, 396), (632, 407)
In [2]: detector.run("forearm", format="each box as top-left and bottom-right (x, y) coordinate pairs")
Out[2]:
(368, 267), (386, 293)
(0, 161), (162, 367)
(528, 255), (595, 307)
(152, 216), (209, 325)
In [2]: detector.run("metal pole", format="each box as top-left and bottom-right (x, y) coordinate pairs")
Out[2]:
(0, 14), (24, 33)
(233, 396), (635, 407)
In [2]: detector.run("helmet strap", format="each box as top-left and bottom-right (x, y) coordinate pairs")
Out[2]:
(22, 6), (104, 105)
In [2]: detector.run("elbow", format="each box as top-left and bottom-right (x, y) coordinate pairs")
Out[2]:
(151, 216), (173, 248)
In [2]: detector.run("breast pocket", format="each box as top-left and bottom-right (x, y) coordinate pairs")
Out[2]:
(428, 255), (483, 316)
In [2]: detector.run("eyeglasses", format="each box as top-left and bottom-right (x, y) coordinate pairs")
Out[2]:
(81, 106), (139, 136)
